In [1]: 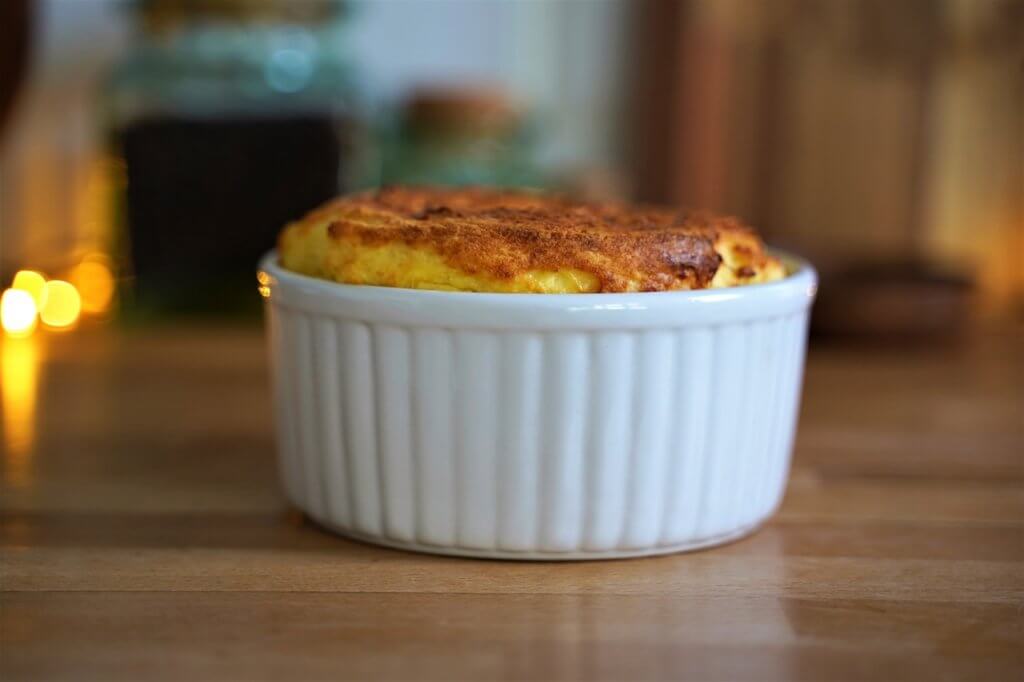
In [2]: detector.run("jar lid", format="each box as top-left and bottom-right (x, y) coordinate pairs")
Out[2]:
(403, 87), (522, 137)
(134, 0), (344, 34)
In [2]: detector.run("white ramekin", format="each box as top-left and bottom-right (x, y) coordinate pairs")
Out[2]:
(260, 251), (817, 560)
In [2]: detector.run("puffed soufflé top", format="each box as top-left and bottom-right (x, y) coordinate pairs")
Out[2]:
(278, 186), (785, 293)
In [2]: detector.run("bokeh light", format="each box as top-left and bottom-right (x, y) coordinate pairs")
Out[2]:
(69, 256), (115, 314)
(1, 334), (40, 480)
(39, 280), (82, 329)
(1, 289), (39, 338)
(11, 270), (48, 308)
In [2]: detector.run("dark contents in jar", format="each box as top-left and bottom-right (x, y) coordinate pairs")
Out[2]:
(118, 114), (344, 316)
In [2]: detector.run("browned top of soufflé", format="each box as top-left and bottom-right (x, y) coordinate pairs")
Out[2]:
(280, 186), (784, 293)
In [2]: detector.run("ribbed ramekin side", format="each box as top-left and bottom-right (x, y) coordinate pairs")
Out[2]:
(266, 303), (305, 509)
(373, 325), (416, 542)
(495, 332), (544, 551)
(409, 327), (456, 545)
(266, 299), (812, 557)
(684, 312), (809, 542)
(311, 317), (352, 530)
(758, 311), (811, 517)
(451, 331), (503, 549)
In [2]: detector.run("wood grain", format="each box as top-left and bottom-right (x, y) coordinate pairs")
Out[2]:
(2, 326), (1022, 681)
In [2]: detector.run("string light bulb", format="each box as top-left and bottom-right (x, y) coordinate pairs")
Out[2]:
(69, 256), (115, 314)
(11, 270), (47, 308)
(1, 289), (39, 338)
(39, 280), (81, 329)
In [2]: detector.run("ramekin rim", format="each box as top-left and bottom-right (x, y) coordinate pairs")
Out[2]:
(259, 249), (817, 307)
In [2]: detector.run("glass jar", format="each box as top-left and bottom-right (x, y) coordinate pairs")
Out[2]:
(104, 0), (365, 317)
(378, 87), (547, 189)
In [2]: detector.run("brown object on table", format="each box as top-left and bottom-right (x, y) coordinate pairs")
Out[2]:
(1, 326), (1021, 680)
(813, 259), (975, 342)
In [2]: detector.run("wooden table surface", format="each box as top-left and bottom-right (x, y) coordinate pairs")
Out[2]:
(1, 325), (1022, 681)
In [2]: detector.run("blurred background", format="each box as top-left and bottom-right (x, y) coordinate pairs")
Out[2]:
(0, 0), (1021, 460)
(2, 0), (1022, 325)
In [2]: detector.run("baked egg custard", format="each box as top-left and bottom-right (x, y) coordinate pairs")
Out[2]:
(279, 186), (785, 293)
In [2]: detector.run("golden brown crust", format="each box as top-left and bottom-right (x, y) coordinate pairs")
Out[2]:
(281, 186), (782, 292)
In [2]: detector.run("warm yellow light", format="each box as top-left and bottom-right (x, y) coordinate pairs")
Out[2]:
(39, 280), (81, 329)
(69, 257), (115, 314)
(257, 271), (272, 298)
(2, 334), (39, 481)
(11, 270), (47, 308)
(1, 289), (38, 338)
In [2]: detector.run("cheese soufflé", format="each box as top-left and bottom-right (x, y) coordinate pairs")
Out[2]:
(278, 186), (785, 293)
